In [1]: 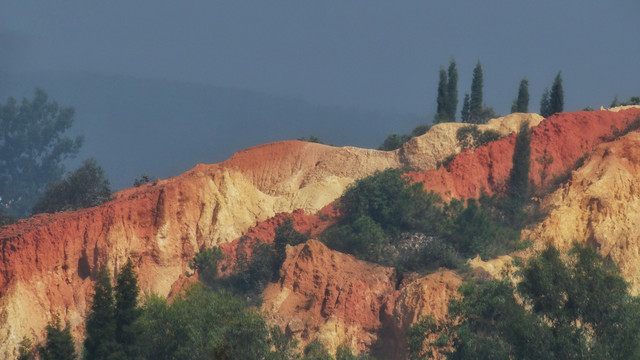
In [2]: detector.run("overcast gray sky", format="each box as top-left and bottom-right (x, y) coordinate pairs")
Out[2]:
(2, 0), (639, 115)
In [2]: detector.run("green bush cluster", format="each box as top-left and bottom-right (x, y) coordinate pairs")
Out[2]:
(32, 158), (112, 214)
(322, 169), (522, 272)
(191, 219), (308, 302)
(455, 125), (503, 150)
(410, 244), (640, 359)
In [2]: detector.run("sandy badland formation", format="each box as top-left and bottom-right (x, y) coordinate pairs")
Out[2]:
(1, 108), (640, 358)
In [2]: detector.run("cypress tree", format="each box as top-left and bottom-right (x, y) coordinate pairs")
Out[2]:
(41, 317), (76, 360)
(511, 78), (529, 113)
(469, 61), (483, 123)
(446, 58), (458, 121)
(540, 88), (551, 117)
(435, 67), (448, 123)
(549, 72), (564, 114)
(115, 259), (141, 359)
(84, 265), (119, 360)
(504, 121), (531, 226)
(461, 93), (470, 123)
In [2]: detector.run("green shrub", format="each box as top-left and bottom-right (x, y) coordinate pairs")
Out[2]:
(137, 286), (275, 360)
(420, 244), (640, 359)
(133, 174), (157, 187)
(456, 125), (503, 150)
(187, 247), (224, 287)
(32, 158), (111, 214)
(378, 133), (412, 151)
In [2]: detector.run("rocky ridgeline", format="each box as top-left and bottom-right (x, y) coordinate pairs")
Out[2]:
(1, 109), (638, 357)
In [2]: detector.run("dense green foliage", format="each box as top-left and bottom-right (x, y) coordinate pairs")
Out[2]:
(322, 169), (522, 271)
(192, 219), (308, 301)
(40, 317), (77, 360)
(84, 266), (119, 359)
(511, 78), (529, 113)
(411, 244), (640, 359)
(137, 285), (289, 360)
(455, 125), (503, 150)
(115, 259), (142, 359)
(32, 158), (112, 214)
(84, 261), (142, 359)
(188, 246), (225, 286)
(0, 88), (83, 218)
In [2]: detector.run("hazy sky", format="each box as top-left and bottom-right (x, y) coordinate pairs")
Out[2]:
(2, 0), (639, 115)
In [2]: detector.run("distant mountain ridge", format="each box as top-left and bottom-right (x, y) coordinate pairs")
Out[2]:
(0, 71), (418, 189)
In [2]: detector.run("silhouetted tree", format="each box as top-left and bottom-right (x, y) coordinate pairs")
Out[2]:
(115, 259), (141, 359)
(435, 67), (448, 124)
(41, 317), (76, 360)
(0, 88), (83, 217)
(84, 266), (120, 360)
(549, 72), (564, 114)
(511, 78), (530, 113)
(446, 58), (458, 121)
(461, 93), (470, 122)
(469, 61), (483, 123)
(32, 158), (111, 214)
(540, 88), (552, 117)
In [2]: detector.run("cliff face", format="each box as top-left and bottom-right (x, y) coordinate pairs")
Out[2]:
(523, 130), (640, 293)
(260, 240), (462, 359)
(0, 141), (404, 357)
(408, 108), (640, 200)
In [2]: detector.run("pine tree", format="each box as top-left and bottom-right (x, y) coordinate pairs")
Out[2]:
(511, 78), (529, 113)
(435, 67), (448, 123)
(446, 58), (458, 121)
(469, 61), (483, 123)
(115, 259), (141, 359)
(84, 265), (119, 360)
(40, 317), (76, 360)
(549, 71), (564, 114)
(461, 93), (470, 122)
(540, 88), (551, 117)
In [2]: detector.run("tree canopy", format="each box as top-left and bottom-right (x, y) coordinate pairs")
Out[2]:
(0, 88), (83, 217)
(410, 244), (640, 360)
(32, 158), (111, 214)
(511, 78), (530, 113)
(469, 62), (483, 123)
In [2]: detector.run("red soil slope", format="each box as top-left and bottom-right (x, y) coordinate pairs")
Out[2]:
(408, 109), (640, 200)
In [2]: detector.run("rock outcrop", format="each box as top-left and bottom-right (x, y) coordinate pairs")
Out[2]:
(523, 130), (640, 293)
(400, 113), (543, 171)
(261, 240), (462, 359)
